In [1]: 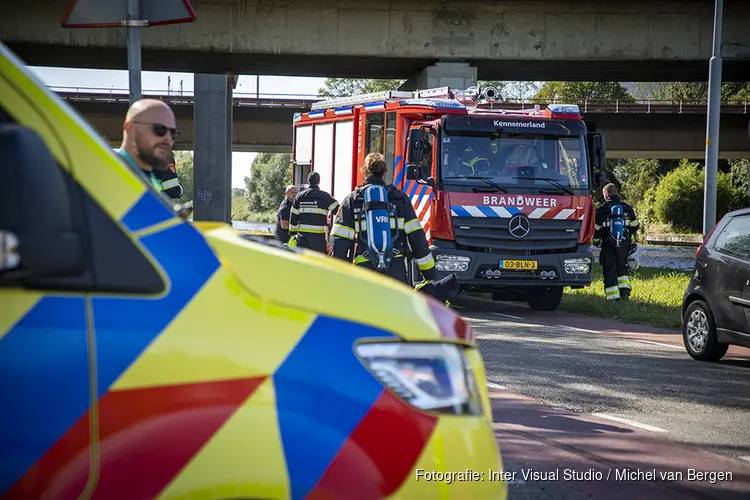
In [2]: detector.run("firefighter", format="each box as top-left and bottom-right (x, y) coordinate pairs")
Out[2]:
(152, 154), (184, 200)
(330, 152), (438, 284)
(274, 184), (297, 244)
(454, 140), (491, 176)
(593, 183), (639, 301)
(288, 171), (339, 253)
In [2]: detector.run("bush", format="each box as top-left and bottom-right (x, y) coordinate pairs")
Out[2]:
(653, 160), (737, 233)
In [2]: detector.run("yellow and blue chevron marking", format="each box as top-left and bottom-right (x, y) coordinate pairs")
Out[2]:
(0, 189), (221, 494)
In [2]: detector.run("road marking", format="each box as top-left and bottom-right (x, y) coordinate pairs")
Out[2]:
(556, 324), (600, 334)
(739, 456), (750, 464)
(487, 382), (509, 390)
(490, 312), (525, 321)
(631, 339), (684, 350)
(592, 413), (669, 433)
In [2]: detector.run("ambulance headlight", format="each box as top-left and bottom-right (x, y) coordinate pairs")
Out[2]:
(355, 342), (482, 416)
(564, 257), (591, 274)
(435, 254), (470, 272)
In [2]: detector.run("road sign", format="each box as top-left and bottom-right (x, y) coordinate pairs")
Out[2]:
(61, 0), (196, 28)
(61, 0), (197, 106)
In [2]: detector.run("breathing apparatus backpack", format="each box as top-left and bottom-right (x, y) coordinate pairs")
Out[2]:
(608, 203), (626, 248)
(358, 184), (398, 271)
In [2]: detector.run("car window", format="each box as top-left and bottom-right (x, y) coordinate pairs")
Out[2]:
(714, 215), (750, 260)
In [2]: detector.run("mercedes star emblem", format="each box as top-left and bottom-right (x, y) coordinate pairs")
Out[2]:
(508, 214), (531, 238)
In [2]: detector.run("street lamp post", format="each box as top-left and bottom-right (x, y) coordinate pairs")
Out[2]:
(703, 0), (724, 236)
(126, 0), (143, 106)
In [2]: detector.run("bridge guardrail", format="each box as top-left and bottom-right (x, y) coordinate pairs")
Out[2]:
(49, 86), (749, 114)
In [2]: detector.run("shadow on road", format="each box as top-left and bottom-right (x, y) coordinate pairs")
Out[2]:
(491, 391), (750, 500)
(473, 317), (750, 413)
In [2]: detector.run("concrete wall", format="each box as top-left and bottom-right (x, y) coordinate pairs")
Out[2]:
(3, 0), (750, 81)
(71, 101), (294, 153)
(589, 114), (750, 159)
(68, 100), (750, 158)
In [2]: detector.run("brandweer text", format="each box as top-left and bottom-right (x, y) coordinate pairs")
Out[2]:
(483, 195), (558, 207)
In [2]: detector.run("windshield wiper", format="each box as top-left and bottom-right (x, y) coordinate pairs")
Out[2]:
(454, 176), (508, 193)
(514, 176), (574, 196)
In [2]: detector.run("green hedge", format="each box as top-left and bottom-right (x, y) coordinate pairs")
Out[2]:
(653, 160), (746, 233)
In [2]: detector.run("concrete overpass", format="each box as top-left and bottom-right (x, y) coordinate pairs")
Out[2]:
(55, 89), (750, 159)
(3, 0), (750, 82)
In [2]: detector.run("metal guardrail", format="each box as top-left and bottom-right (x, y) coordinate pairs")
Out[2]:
(51, 86), (320, 109)
(49, 86), (750, 114)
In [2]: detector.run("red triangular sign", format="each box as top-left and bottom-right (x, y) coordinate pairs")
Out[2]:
(61, 0), (196, 28)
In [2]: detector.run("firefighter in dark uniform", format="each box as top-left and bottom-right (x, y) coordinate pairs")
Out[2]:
(289, 171), (339, 253)
(330, 152), (437, 284)
(154, 155), (184, 199)
(593, 183), (639, 301)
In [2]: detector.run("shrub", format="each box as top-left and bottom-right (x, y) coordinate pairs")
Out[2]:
(653, 160), (737, 233)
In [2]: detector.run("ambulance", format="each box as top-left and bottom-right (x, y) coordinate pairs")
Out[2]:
(0, 42), (506, 499)
(293, 86), (607, 311)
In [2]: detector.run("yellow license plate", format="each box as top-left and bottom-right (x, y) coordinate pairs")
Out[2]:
(500, 260), (538, 270)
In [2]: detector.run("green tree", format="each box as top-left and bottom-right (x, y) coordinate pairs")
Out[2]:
(653, 160), (739, 233)
(317, 78), (404, 97)
(631, 81), (750, 103)
(231, 188), (251, 221)
(173, 150), (194, 204)
(244, 153), (293, 212)
(532, 82), (635, 103)
(317, 78), (542, 100)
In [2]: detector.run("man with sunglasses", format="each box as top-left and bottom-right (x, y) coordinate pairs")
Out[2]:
(116, 98), (184, 200)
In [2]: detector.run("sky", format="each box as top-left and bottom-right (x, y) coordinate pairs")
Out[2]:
(29, 66), (328, 189)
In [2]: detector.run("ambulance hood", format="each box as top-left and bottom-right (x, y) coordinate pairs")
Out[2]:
(195, 224), (473, 345)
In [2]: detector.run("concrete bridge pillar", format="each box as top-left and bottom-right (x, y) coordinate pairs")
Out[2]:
(193, 74), (233, 223)
(399, 61), (478, 92)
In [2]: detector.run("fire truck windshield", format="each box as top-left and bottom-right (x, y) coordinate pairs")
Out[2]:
(440, 132), (590, 193)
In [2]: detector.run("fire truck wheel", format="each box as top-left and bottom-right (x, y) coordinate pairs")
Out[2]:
(528, 286), (563, 311)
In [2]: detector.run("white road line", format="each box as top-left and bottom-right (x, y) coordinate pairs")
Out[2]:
(739, 456), (750, 464)
(592, 413), (669, 433)
(631, 339), (683, 350)
(558, 325), (600, 334)
(490, 312), (525, 321)
(486, 382), (509, 390)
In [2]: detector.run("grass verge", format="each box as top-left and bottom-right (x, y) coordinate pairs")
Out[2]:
(560, 265), (692, 330)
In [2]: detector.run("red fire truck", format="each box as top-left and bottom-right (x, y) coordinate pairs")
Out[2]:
(291, 86), (607, 311)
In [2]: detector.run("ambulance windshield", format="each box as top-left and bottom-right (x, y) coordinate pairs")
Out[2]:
(440, 132), (590, 193)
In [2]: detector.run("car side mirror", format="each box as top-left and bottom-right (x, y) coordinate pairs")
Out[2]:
(593, 171), (607, 187)
(587, 132), (605, 171)
(0, 124), (84, 280)
(406, 128), (426, 180)
(417, 176), (435, 188)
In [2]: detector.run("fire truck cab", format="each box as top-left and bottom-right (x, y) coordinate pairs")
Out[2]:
(292, 86), (606, 311)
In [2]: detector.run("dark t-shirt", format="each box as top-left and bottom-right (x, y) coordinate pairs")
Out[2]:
(275, 197), (293, 243)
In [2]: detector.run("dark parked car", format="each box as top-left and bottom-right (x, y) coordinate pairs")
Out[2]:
(682, 207), (750, 361)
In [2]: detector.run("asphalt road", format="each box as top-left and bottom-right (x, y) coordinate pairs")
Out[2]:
(454, 298), (750, 500)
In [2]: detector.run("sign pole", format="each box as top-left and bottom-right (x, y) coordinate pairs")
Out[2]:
(703, 0), (723, 236)
(126, 0), (143, 105)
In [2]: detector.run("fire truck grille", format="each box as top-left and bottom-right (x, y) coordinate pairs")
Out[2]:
(452, 216), (581, 254)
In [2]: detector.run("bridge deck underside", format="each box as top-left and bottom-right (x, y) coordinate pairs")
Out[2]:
(67, 99), (750, 158)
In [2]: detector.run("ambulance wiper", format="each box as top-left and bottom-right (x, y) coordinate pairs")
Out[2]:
(514, 176), (574, 196)
(462, 176), (508, 194)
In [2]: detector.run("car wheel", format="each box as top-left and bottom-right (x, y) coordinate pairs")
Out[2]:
(682, 300), (728, 361)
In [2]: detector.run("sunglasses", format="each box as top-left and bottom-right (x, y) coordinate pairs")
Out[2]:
(133, 121), (180, 139)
